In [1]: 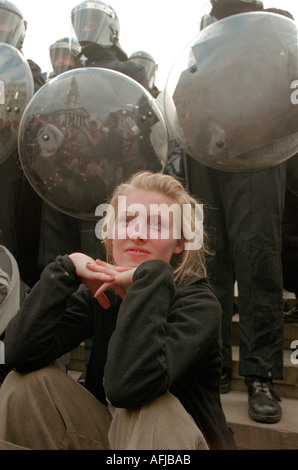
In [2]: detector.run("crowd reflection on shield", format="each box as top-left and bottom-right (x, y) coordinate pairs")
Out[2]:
(0, 43), (34, 165)
(18, 67), (168, 220)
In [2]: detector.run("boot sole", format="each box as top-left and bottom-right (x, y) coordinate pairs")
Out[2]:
(248, 409), (282, 424)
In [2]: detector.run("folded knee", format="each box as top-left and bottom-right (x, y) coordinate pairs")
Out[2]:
(0, 365), (61, 396)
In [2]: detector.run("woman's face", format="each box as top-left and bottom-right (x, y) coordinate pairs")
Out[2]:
(112, 189), (184, 267)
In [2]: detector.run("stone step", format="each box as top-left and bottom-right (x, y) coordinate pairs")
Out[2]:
(221, 390), (298, 450)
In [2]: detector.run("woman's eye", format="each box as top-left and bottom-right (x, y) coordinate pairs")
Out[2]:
(149, 219), (162, 228)
(118, 216), (130, 226)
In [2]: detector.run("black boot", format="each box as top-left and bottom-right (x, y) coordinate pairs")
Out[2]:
(245, 377), (282, 424)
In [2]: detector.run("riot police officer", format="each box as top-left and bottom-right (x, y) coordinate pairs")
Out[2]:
(0, 0), (45, 287)
(71, 1), (150, 90)
(129, 50), (159, 98)
(182, 1), (294, 424)
(71, 1), (162, 175)
(48, 37), (82, 78)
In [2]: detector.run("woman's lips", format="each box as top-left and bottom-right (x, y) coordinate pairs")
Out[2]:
(125, 246), (151, 255)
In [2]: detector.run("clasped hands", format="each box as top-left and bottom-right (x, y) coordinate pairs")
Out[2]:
(69, 253), (136, 309)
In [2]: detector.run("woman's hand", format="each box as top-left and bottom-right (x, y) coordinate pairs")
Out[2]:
(86, 259), (136, 309)
(69, 253), (116, 308)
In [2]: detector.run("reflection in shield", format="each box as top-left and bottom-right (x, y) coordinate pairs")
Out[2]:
(0, 43), (34, 165)
(164, 12), (298, 172)
(18, 67), (168, 220)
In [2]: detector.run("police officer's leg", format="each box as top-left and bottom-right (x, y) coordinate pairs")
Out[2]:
(224, 166), (285, 379)
(282, 186), (298, 322)
(223, 164), (286, 423)
(0, 153), (22, 255)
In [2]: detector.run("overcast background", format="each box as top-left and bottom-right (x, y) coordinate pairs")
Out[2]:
(12, 0), (298, 90)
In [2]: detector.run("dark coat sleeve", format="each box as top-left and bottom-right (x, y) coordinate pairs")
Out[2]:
(27, 59), (46, 93)
(3, 255), (95, 372)
(104, 259), (222, 408)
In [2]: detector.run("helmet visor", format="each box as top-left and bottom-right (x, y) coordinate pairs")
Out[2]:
(0, 9), (25, 48)
(50, 50), (77, 75)
(72, 4), (116, 47)
(130, 57), (156, 88)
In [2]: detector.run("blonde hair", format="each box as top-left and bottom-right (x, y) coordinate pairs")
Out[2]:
(102, 171), (209, 285)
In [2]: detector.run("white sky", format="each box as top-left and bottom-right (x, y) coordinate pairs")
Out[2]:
(12, 0), (298, 90)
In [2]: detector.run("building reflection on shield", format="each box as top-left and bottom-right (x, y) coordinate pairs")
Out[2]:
(19, 69), (164, 220)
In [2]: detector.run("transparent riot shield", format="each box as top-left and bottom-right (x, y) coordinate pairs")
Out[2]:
(0, 43), (34, 164)
(18, 67), (168, 220)
(164, 12), (298, 172)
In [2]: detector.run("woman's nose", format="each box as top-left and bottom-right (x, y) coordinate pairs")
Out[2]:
(128, 224), (147, 240)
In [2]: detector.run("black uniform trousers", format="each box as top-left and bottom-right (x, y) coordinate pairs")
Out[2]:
(0, 153), (21, 255)
(188, 158), (286, 380)
(282, 175), (298, 298)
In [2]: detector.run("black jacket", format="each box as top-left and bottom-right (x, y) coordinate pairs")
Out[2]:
(27, 59), (46, 93)
(4, 256), (237, 450)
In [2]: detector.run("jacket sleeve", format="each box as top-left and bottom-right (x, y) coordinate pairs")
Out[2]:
(103, 259), (222, 408)
(4, 255), (94, 372)
(27, 59), (46, 93)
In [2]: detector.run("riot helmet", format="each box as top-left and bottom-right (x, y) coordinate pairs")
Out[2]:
(50, 37), (82, 76)
(71, 1), (127, 60)
(129, 51), (158, 90)
(0, 0), (27, 50)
